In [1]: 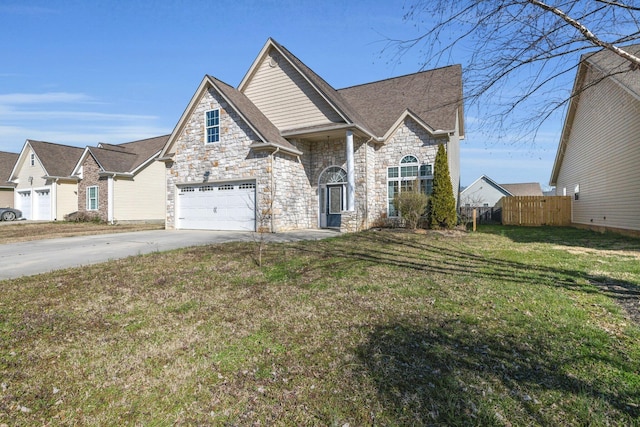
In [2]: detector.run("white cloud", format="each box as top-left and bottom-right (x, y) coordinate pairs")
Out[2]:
(0, 92), (94, 105)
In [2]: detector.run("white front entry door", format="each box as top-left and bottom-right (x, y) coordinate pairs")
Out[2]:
(177, 181), (256, 231)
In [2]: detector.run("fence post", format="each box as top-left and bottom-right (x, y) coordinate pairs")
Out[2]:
(472, 208), (477, 231)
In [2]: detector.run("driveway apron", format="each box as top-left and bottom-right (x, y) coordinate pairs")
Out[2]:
(0, 229), (339, 280)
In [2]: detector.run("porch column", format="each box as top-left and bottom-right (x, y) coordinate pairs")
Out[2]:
(346, 130), (355, 211)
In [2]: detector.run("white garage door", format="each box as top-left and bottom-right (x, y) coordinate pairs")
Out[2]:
(177, 181), (256, 231)
(17, 190), (32, 220)
(35, 189), (51, 220)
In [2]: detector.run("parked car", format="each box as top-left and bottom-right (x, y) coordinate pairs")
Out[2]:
(0, 207), (22, 221)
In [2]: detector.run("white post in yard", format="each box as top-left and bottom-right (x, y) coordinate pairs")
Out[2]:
(346, 130), (355, 211)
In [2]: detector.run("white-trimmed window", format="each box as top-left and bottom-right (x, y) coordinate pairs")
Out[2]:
(30, 153), (35, 166)
(205, 109), (220, 143)
(86, 186), (99, 210)
(387, 155), (433, 217)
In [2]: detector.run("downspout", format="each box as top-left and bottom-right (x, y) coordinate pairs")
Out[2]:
(364, 136), (374, 229)
(108, 174), (115, 224)
(52, 178), (57, 221)
(270, 147), (280, 233)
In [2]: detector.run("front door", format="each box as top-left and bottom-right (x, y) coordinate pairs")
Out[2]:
(326, 185), (342, 228)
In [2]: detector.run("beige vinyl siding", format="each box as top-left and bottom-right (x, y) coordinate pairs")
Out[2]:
(555, 66), (640, 231)
(243, 50), (344, 130)
(56, 181), (79, 220)
(14, 147), (47, 190)
(0, 188), (13, 208)
(113, 160), (165, 221)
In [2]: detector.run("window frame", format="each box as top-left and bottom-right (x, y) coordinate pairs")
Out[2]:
(86, 186), (99, 211)
(30, 153), (35, 166)
(387, 155), (433, 217)
(205, 109), (220, 144)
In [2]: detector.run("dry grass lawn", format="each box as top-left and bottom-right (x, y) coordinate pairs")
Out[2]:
(1, 225), (639, 425)
(0, 221), (164, 244)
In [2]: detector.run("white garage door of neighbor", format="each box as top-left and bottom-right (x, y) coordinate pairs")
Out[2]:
(18, 190), (32, 220)
(177, 181), (256, 231)
(35, 189), (51, 220)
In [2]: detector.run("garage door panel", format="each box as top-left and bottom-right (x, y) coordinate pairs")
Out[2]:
(177, 182), (256, 231)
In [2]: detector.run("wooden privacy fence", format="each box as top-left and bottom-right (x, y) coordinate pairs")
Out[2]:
(498, 196), (572, 226)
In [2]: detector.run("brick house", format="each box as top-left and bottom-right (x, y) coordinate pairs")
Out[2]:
(72, 135), (169, 223)
(159, 38), (464, 232)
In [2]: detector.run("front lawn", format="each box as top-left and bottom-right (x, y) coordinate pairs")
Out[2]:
(1, 226), (639, 425)
(0, 221), (164, 244)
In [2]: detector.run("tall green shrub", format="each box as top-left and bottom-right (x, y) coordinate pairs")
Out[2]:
(429, 144), (457, 229)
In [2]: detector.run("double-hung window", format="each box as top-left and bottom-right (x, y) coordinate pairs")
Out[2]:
(205, 109), (220, 143)
(387, 155), (433, 217)
(86, 186), (99, 210)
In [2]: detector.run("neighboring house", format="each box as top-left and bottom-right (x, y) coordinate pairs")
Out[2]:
(159, 38), (464, 232)
(0, 151), (18, 208)
(71, 135), (169, 223)
(9, 140), (83, 220)
(550, 44), (640, 234)
(460, 175), (542, 207)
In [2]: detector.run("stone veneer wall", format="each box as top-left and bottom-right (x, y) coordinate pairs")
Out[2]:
(77, 154), (108, 221)
(166, 88), (317, 232)
(372, 117), (445, 225)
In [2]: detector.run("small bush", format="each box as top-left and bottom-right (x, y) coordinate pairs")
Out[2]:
(393, 190), (429, 229)
(64, 211), (104, 223)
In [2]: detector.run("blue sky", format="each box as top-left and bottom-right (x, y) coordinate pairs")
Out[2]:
(0, 0), (564, 188)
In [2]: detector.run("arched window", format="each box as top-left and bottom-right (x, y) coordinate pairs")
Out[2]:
(319, 166), (347, 185)
(387, 155), (433, 217)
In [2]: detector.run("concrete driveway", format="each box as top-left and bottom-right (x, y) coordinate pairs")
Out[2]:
(0, 229), (340, 281)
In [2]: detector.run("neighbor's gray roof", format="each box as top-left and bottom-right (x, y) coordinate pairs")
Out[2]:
(208, 75), (300, 152)
(584, 43), (640, 98)
(89, 135), (169, 173)
(339, 65), (464, 136)
(0, 151), (18, 187)
(500, 183), (543, 197)
(28, 140), (84, 177)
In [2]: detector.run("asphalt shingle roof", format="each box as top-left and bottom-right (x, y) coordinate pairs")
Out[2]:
(0, 151), (18, 186)
(585, 43), (640, 98)
(28, 140), (84, 177)
(339, 65), (463, 136)
(90, 135), (169, 173)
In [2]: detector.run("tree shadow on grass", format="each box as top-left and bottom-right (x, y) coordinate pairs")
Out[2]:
(285, 231), (640, 423)
(291, 231), (640, 316)
(354, 321), (640, 425)
(479, 225), (640, 251)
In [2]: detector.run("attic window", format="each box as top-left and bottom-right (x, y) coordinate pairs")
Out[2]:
(30, 153), (35, 166)
(205, 109), (220, 144)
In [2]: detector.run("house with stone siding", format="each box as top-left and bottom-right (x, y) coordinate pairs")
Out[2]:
(159, 38), (464, 232)
(9, 140), (83, 220)
(71, 135), (169, 223)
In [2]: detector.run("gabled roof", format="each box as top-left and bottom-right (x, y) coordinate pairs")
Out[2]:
(339, 65), (464, 137)
(500, 182), (542, 196)
(77, 135), (169, 176)
(160, 75), (301, 158)
(461, 175), (543, 198)
(239, 38), (463, 140)
(11, 140), (83, 180)
(550, 44), (640, 184)
(461, 175), (512, 197)
(0, 151), (18, 188)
